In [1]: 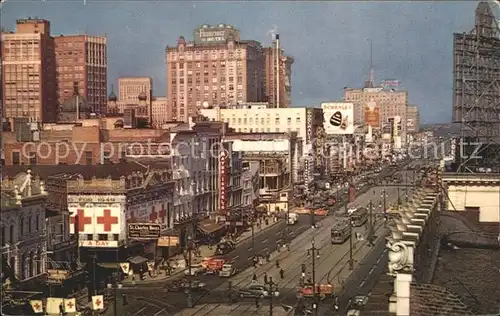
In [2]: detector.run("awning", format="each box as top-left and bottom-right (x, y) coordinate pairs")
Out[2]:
(128, 256), (148, 265)
(197, 219), (225, 234)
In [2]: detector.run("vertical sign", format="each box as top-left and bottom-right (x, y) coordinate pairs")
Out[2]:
(219, 151), (228, 213)
(364, 99), (380, 128)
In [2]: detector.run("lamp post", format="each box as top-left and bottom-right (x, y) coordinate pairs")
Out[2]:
(368, 200), (374, 245)
(381, 188), (388, 225)
(268, 276), (277, 316)
(106, 272), (123, 316)
(348, 218), (354, 270)
(307, 238), (321, 315)
(186, 234), (194, 308)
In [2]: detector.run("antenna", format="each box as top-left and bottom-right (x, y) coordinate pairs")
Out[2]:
(369, 40), (375, 87)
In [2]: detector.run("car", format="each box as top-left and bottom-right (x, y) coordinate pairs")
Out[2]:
(346, 295), (369, 315)
(164, 279), (206, 293)
(184, 263), (206, 276)
(219, 264), (237, 277)
(215, 241), (235, 255)
(237, 284), (279, 299)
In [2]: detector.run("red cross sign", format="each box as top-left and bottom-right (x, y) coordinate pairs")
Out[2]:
(66, 301), (74, 309)
(70, 209), (92, 233)
(95, 299), (101, 306)
(149, 206), (158, 222)
(33, 302), (41, 311)
(159, 204), (167, 223)
(96, 209), (118, 232)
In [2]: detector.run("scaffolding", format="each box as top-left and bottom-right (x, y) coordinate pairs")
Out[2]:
(452, 1), (500, 172)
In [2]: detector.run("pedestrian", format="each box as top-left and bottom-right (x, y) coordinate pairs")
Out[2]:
(280, 268), (284, 279)
(266, 254), (271, 262)
(253, 273), (257, 282)
(276, 260), (280, 268)
(264, 272), (268, 284)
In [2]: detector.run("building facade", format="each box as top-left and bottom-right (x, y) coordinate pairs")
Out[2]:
(54, 35), (107, 114)
(107, 95), (168, 127)
(242, 161), (260, 208)
(1, 170), (48, 289)
(264, 45), (293, 108)
(166, 24), (266, 122)
(407, 104), (420, 133)
(118, 77), (152, 103)
(1, 19), (57, 123)
(344, 85), (409, 135)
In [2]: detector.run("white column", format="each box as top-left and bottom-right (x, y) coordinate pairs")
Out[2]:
(396, 273), (412, 316)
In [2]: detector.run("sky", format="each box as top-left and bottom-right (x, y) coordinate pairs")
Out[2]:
(1, 0), (481, 124)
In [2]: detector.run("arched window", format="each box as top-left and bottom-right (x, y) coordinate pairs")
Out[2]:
(35, 214), (39, 231)
(36, 248), (42, 274)
(28, 251), (34, 278)
(21, 253), (27, 279)
(28, 216), (32, 233)
(20, 218), (24, 236)
(9, 225), (14, 243)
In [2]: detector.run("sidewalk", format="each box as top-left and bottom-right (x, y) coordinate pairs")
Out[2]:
(122, 218), (283, 285)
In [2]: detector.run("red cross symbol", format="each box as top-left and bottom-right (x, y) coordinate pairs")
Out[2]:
(96, 209), (118, 232)
(159, 204), (167, 223)
(95, 298), (102, 307)
(69, 209), (92, 233)
(122, 264), (128, 270)
(128, 211), (137, 223)
(66, 301), (74, 309)
(149, 206), (158, 222)
(33, 302), (41, 311)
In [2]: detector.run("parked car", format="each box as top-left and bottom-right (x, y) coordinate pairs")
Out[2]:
(238, 284), (279, 299)
(184, 263), (206, 276)
(215, 241), (235, 255)
(347, 295), (369, 315)
(164, 279), (206, 292)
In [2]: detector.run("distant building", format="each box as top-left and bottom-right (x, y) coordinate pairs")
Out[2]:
(118, 77), (152, 103)
(54, 34), (107, 114)
(1, 19), (57, 123)
(407, 104), (420, 133)
(166, 24), (267, 122)
(264, 44), (293, 108)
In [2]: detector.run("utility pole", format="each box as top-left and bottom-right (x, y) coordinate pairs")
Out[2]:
(348, 218), (354, 270)
(307, 238), (320, 315)
(186, 235), (193, 308)
(368, 200), (374, 246)
(382, 188), (388, 225)
(269, 276), (275, 316)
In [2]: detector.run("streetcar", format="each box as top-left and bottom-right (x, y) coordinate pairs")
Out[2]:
(331, 221), (351, 244)
(350, 208), (368, 227)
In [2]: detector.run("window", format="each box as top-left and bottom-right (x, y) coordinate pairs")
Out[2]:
(9, 225), (14, 243)
(35, 215), (39, 231)
(85, 151), (93, 164)
(103, 152), (111, 164)
(28, 216), (32, 233)
(29, 152), (37, 165)
(1, 227), (5, 245)
(12, 152), (20, 165)
(20, 218), (24, 236)
(287, 118), (292, 125)
(275, 118), (280, 124)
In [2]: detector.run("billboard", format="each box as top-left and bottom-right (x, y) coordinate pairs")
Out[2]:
(364, 99), (380, 128)
(193, 24), (240, 45)
(322, 102), (354, 135)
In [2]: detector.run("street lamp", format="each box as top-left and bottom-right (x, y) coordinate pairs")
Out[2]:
(381, 189), (388, 225)
(348, 218), (354, 271)
(186, 234), (194, 308)
(106, 272), (123, 316)
(307, 238), (320, 315)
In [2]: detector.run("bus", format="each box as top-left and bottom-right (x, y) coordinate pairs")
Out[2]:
(350, 208), (368, 227)
(331, 221), (350, 244)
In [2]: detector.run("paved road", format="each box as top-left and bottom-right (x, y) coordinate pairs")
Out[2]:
(107, 162), (414, 315)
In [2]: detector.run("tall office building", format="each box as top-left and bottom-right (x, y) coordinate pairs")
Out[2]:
(54, 35), (107, 114)
(166, 24), (266, 122)
(264, 43), (293, 108)
(118, 77), (152, 103)
(1, 19), (57, 122)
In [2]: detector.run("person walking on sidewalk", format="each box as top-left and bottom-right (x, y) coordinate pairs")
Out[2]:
(280, 268), (284, 279)
(252, 273), (257, 282)
(264, 272), (268, 284)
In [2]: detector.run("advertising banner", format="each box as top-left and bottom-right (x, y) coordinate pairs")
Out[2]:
(364, 99), (380, 128)
(322, 102), (355, 135)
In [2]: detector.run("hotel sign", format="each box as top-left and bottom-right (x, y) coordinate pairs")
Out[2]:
(128, 223), (161, 239)
(194, 26), (239, 44)
(68, 195), (125, 204)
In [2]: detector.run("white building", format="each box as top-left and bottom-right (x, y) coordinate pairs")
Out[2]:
(1, 170), (48, 287)
(199, 105), (324, 182)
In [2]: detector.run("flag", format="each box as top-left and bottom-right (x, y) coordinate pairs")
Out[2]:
(92, 295), (104, 310)
(64, 298), (77, 313)
(147, 261), (154, 271)
(120, 262), (130, 274)
(29, 300), (43, 313)
(46, 297), (64, 315)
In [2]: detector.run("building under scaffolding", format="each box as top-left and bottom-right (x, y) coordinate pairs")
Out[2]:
(452, 1), (500, 172)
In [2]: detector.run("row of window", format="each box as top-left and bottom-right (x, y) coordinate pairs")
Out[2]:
(223, 117), (301, 125)
(172, 61), (242, 70)
(1, 214), (42, 245)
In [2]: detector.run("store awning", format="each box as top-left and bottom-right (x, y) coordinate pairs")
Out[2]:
(197, 219), (225, 234)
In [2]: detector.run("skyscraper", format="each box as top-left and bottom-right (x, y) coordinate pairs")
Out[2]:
(1, 19), (57, 122)
(264, 41), (293, 108)
(165, 24), (266, 122)
(54, 34), (107, 114)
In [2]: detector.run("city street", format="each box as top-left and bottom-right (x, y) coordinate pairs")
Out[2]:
(102, 163), (417, 316)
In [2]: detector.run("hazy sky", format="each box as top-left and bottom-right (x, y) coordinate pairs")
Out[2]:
(2, 0), (479, 123)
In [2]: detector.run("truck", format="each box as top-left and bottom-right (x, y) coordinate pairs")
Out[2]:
(287, 212), (298, 225)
